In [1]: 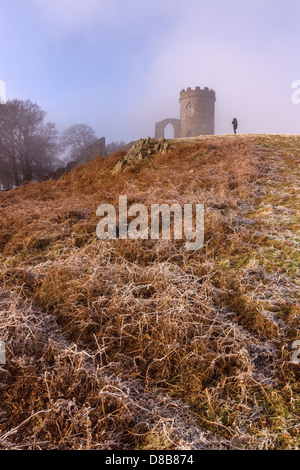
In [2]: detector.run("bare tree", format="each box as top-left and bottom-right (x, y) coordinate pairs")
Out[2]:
(106, 141), (127, 154)
(0, 101), (21, 187)
(60, 123), (97, 162)
(0, 100), (58, 188)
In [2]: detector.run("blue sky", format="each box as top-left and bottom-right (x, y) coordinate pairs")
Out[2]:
(1, 0), (300, 143)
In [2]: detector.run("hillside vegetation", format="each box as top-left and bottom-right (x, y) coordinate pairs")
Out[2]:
(0, 134), (299, 450)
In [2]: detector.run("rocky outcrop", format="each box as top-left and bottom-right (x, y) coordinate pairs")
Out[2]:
(112, 137), (170, 175)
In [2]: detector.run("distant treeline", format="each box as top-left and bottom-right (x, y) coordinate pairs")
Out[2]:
(0, 98), (126, 190)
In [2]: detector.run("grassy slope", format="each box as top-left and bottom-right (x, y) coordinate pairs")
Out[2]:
(0, 134), (299, 449)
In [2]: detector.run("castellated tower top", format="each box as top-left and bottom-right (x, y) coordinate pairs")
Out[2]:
(179, 86), (216, 101)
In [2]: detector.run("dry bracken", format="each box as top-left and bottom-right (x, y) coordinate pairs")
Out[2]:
(0, 134), (299, 450)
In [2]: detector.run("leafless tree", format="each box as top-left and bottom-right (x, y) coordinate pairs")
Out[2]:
(106, 141), (127, 154)
(60, 123), (97, 162)
(0, 99), (58, 188)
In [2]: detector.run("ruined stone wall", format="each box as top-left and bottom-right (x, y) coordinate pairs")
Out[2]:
(155, 118), (181, 139)
(79, 137), (107, 163)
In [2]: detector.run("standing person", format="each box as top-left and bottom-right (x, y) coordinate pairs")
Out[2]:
(232, 117), (238, 134)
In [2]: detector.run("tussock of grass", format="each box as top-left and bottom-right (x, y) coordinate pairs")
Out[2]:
(0, 135), (299, 449)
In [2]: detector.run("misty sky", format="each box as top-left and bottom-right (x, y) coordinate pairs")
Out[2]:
(1, 0), (300, 143)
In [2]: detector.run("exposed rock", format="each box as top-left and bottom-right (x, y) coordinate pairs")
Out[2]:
(112, 137), (170, 175)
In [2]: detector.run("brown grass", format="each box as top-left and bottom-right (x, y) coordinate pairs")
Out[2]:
(0, 135), (299, 449)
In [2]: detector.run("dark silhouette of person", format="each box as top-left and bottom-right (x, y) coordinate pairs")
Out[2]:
(232, 118), (238, 134)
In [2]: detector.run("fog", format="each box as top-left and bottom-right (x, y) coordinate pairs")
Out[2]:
(1, 0), (300, 142)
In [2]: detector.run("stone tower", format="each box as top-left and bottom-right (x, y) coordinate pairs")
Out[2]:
(155, 86), (216, 139)
(180, 87), (216, 137)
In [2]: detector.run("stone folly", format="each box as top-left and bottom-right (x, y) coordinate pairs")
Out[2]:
(155, 86), (216, 139)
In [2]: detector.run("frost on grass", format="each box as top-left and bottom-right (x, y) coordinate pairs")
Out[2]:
(0, 135), (299, 449)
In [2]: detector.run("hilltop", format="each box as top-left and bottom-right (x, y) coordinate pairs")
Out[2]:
(0, 134), (299, 450)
